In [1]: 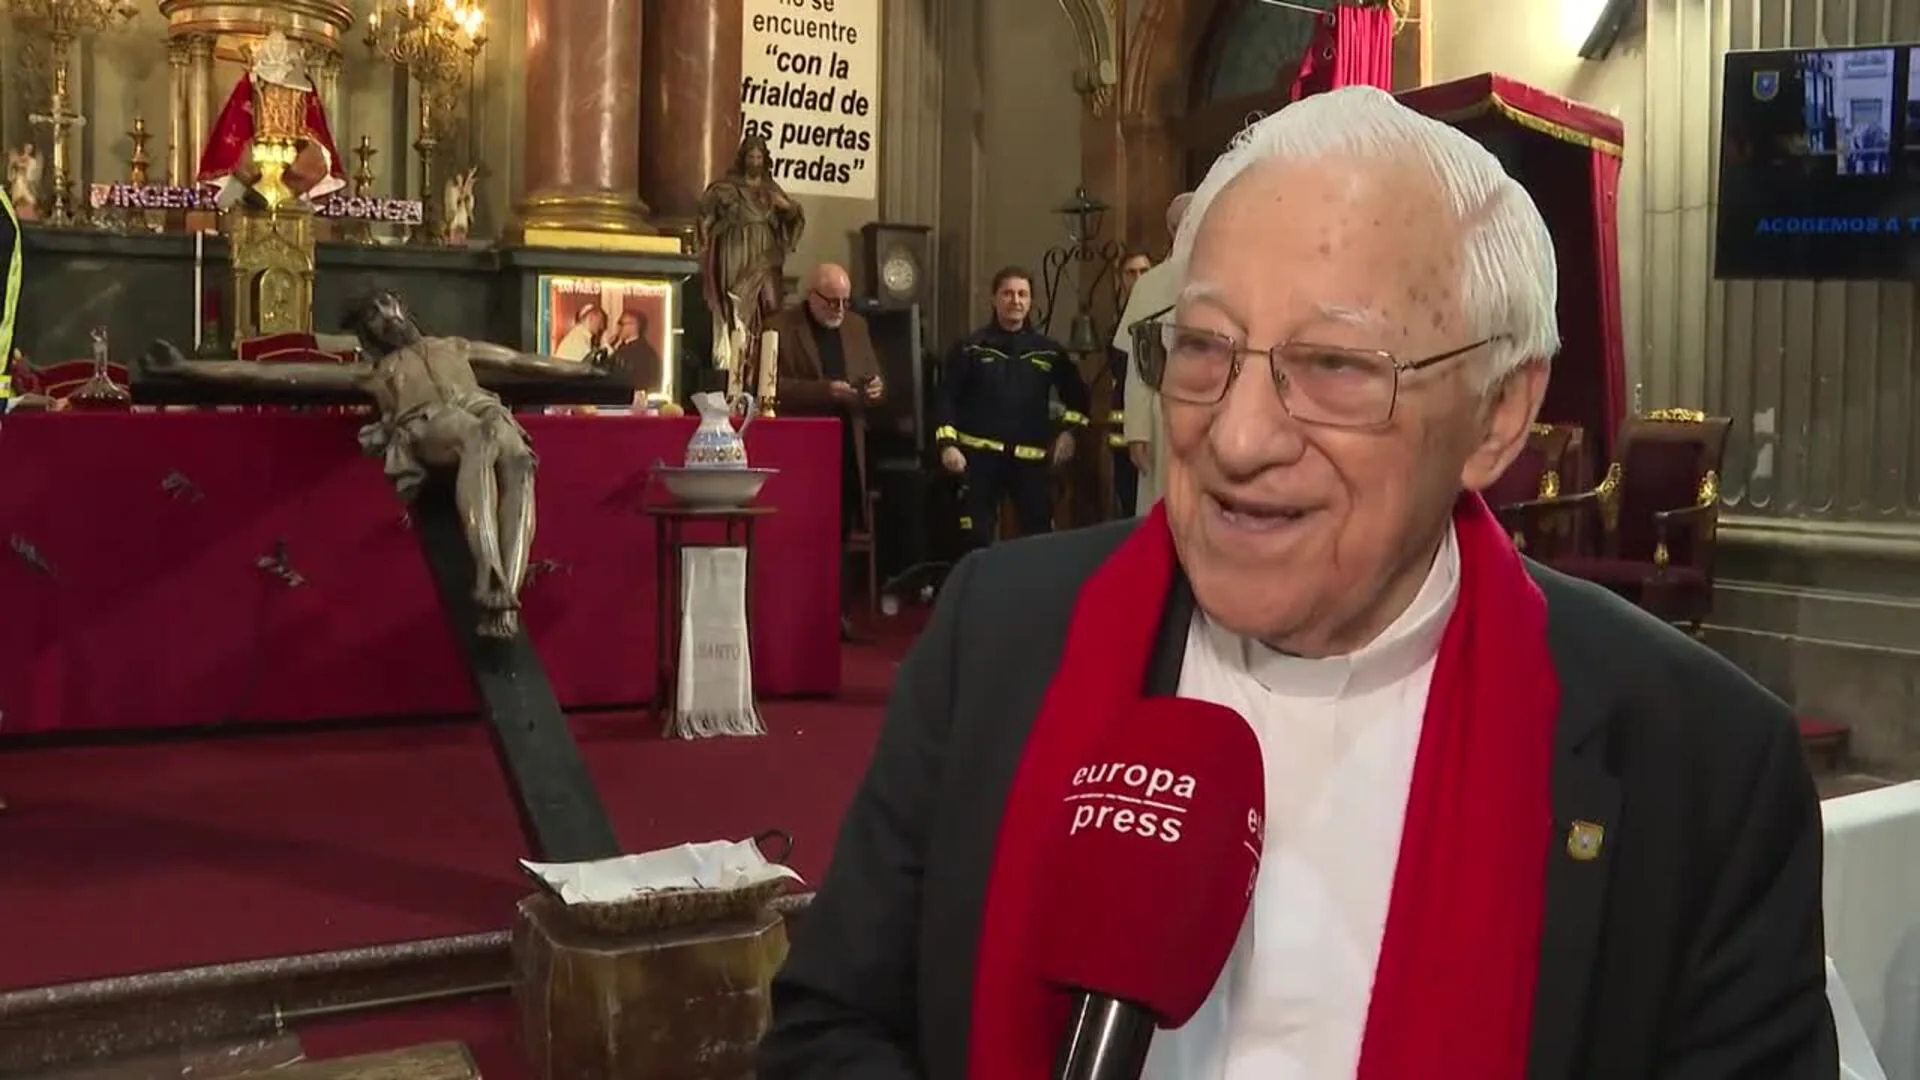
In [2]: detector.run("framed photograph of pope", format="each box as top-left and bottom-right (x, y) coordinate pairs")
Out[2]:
(535, 275), (678, 402)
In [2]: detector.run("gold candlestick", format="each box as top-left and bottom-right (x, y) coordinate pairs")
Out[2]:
(412, 124), (440, 244)
(123, 115), (154, 231)
(126, 116), (151, 184)
(351, 134), (378, 197)
(341, 135), (379, 244)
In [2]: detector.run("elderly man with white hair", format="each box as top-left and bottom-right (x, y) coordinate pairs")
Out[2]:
(760, 87), (1834, 1079)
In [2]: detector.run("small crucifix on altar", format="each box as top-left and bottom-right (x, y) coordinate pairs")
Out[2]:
(26, 102), (85, 226)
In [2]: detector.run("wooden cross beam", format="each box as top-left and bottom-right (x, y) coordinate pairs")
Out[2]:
(411, 477), (621, 863)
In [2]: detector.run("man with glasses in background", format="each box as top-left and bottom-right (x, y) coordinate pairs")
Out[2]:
(762, 263), (884, 636)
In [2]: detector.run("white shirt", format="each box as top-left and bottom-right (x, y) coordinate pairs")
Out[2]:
(1145, 528), (1461, 1080)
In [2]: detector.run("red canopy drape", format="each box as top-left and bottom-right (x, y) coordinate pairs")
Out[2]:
(1398, 74), (1628, 477)
(1289, 4), (1394, 100)
(1333, 5), (1394, 90)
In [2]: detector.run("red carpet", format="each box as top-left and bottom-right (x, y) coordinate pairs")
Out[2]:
(0, 630), (914, 992)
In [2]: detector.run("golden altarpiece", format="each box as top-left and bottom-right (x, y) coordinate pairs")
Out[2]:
(157, 0), (349, 193)
(227, 68), (319, 336)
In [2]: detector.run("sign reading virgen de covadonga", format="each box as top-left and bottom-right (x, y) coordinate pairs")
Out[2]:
(740, 0), (880, 201)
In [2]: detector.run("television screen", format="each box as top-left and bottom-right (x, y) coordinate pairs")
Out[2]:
(1715, 44), (1920, 281)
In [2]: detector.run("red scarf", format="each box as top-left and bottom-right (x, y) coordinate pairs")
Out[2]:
(967, 494), (1557, 1078)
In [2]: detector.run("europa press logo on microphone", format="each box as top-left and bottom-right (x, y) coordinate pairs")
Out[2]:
(1063, 762), (1197, 843)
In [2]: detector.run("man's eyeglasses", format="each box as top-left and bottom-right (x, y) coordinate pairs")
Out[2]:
(1129, 316), (1501, 428)
(812, 292), (851, 311)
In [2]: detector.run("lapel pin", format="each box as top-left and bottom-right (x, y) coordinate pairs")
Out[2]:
(1566, 820), (1605, 862)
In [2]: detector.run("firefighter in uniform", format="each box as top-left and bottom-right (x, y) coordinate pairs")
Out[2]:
(934, 265), (1091, 549)
(0, 184), (18, 814)
(0, 187), (15, 418)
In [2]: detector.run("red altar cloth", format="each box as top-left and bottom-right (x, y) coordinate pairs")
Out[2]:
(1399, 73), (1628, 473)
(0, 412), (841, 735)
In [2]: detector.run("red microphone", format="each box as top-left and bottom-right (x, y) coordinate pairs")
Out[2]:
(1032, 696), (1265, 1080)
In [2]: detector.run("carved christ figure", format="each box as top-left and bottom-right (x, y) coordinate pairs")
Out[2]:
(697, 134), (805, 363)
(197, 31), (347, 209)
(141, 291), (615, 638)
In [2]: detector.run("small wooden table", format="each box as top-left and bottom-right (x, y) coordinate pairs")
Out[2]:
(641, 504), (776, 723)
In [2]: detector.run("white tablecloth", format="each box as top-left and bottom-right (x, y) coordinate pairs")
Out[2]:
(1825, 782), (1920, 1080)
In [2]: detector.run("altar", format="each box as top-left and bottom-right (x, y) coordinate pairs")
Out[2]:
(0, 412), (842, 734)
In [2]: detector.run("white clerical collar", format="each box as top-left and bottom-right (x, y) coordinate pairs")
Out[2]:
(1200, 525), (1460, 700)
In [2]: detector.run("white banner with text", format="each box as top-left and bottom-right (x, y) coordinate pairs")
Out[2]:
(740, 0), (881, 201)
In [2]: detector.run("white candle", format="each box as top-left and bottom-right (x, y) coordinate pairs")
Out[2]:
(192, 230), (204, 349)
(759, 329), (780, 402)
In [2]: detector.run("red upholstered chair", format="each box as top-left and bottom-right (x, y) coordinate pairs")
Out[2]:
(238, 332), (367, 415)
(1505, 409), (1730, 632)
(1487, 423), (1582, 555)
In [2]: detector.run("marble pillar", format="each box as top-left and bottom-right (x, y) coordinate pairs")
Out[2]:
(516, 0), (651, 233)
(166, 37), (193, 185)
(306, 46), (343, 144)
(186, 36), (214, 182)
(638, 0), (741, 237)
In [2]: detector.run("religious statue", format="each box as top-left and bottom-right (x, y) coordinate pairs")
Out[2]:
(197, 31), (346, 209)
(5, 349), (52, 412)
(696, 134), (804, 368)
(139, 290), (617, 639)
(6, 144), (42, 222)
(445, 167), (478, 245)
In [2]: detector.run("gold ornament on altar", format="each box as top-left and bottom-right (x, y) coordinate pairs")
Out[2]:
(365, 0), (487, 244)
(229, 206), (315, 337)
(2, 0), (140, 226)
(125, 116), (152, 185)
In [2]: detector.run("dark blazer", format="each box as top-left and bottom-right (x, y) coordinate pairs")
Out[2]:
(763, 304), (882, 416)
(758, 520), (1837, 1079)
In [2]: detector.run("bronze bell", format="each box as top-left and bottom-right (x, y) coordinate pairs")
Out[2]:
(1065, 310), (1101, 354)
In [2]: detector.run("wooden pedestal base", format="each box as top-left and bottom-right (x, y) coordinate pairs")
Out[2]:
(511, 895), (788, 1080)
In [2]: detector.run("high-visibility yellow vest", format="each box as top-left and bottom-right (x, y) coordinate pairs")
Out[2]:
(0, 187), (18, 400)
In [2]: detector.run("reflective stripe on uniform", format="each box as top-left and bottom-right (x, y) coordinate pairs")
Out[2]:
(957, 430), (1048, 461)
(0, 188), (19, 369)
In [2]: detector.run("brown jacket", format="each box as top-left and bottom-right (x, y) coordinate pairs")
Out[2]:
(761, 304), (884, 415)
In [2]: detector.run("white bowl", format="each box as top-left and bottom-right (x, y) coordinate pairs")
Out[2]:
(653, 466), (776, 509)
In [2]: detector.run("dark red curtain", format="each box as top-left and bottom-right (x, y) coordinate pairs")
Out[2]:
(1396, 75), (1629, 474)
(1289, 5), (1395, 100)
(1589, 149), (1626, 465)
